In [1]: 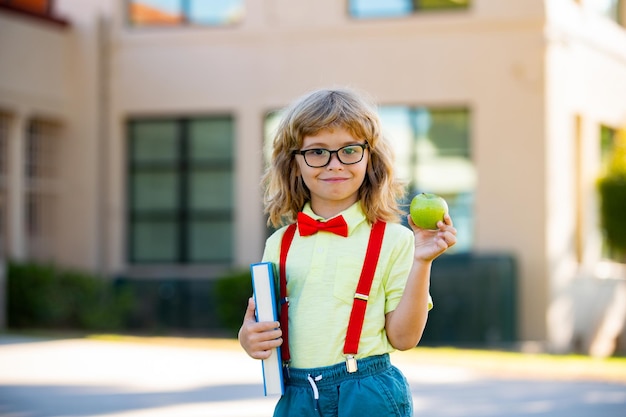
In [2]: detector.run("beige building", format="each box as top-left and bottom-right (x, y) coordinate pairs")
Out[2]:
(1, 0), (626, 353)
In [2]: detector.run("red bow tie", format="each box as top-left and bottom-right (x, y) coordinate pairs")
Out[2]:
(297, 212), (349, 237)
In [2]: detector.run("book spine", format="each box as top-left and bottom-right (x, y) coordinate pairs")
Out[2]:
(250, 262), (284, 396)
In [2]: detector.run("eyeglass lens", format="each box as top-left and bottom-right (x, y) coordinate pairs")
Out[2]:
(303, 144), (365, 167)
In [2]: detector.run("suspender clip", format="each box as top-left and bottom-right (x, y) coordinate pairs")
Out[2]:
(345, 355), (358, 373)
(283, 360), (291, 379)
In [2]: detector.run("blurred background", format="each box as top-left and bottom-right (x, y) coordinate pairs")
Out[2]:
(1, 0), (626, 357)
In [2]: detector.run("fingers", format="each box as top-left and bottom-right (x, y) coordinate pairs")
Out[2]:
(407, 214), (415, 228)
(243, 297), (257, 322)
(437, 214), (456, 234)
(436, 219), (457, 248)
(243, 297), (280, 329)
(406, 215), (419, 233)
(241, 323), (283, 360)
(247, 332), (283, 359)
(440, 231), (457, 248)
(239, 297), (283, 360)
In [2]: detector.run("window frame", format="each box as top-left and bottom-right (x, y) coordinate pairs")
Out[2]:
(126, 116), (235, 265)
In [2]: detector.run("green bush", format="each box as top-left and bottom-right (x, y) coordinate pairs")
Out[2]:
(598, 129), (626, 263)
(213, 269), (253, 336)
(598, 176), (626, 262)
(7, 261), (133, 331)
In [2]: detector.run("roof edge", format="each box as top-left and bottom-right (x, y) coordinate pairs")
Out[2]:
(0, 3), (69, 28)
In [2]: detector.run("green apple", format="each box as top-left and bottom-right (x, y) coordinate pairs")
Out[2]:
(409, 193), (448, 230)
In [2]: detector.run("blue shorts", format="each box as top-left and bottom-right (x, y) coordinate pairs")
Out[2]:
(273, 354), (413, 417)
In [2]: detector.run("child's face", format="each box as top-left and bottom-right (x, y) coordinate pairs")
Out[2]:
(295, 126), (368, 218)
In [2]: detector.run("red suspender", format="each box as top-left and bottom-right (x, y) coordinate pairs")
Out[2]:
(278, 220), (386, 367)
(343, 220), (386, 355)
(279, 223), (297, 361)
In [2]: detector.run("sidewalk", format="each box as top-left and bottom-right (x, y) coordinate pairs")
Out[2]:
(1, 334), (625, 417)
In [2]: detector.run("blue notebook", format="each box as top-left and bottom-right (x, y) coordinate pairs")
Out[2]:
(250, 262), (285, 396)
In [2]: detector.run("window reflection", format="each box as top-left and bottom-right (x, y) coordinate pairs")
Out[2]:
(349, 0), (470, 19)
(128, 0), (244, 27)
(379, 106), (474, 252)
(189, 0), (244, 25)
(129, 0), (183, 25)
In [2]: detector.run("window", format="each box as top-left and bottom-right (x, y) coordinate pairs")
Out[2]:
(127, 0), (245, 27)
(598, 124), (626, 262)
(127, 117), (235, 264)
(264, 106), (474, 252)
(600, 125), (617, 174)
(25, 119), (59, 261)
(26, 120), (57, 180)
(0, 113), (7, 184)
(379, 106), (474, 252)
(349, 0), (470, 19)
(0, 113), (7, 257)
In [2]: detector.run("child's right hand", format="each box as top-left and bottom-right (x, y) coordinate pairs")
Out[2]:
(238, 297), (283, 360)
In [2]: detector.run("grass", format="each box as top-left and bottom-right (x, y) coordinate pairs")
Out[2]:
(394, 346), (626, 384)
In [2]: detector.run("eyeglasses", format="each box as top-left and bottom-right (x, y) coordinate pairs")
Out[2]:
(293, 143), (368, 168)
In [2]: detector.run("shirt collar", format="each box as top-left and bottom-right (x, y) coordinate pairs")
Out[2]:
(302, 202), (367, 236)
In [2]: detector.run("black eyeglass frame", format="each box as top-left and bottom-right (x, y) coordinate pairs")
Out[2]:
(293, 143), (369, 168)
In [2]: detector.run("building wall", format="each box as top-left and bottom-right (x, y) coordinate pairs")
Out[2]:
(0, 11), (71, 264)
(105, 0), (549, 340)
(3, 0), (626, 347)
(544, 0), (626, 352)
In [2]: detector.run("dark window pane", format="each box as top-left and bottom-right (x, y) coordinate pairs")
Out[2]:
(131, 220), (179, 262)
(428, 108), (470, 158)
(187, 220), (233, 262)
(131, 171), (179, 211)
(130, 121), (179, 163)
(188, 171), (233, 211)
(188, 118), (233, 162)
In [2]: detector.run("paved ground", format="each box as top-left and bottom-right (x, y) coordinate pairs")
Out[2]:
(1, 335), (625, 417)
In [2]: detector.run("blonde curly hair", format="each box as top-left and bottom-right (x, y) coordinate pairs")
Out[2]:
(263, 88), (406, 227)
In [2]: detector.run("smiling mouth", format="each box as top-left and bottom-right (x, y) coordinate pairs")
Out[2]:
(322, 177), (349, 182)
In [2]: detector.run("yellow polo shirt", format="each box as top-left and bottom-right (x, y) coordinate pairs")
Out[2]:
(262, 202), (432, 369)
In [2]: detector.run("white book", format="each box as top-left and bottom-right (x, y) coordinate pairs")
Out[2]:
(250, 262), (285, 396)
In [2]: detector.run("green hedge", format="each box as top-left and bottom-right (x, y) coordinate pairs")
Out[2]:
(213, 269), (253, 336)
(598, 176), (626, 262)
(7, 261), (133, 331)
(598, 130), (626, 263)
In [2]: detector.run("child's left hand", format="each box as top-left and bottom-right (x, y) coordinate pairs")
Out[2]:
(408, 213), (457, 262)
